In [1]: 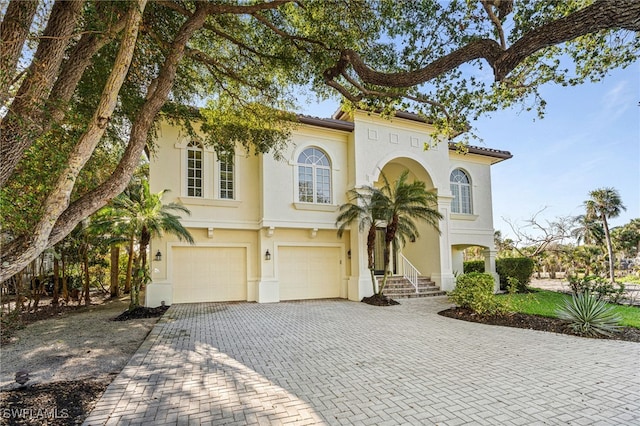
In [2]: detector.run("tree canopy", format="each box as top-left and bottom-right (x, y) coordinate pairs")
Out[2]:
(1, 0), (638, 281)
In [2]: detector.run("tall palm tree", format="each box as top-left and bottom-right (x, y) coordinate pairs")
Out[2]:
(336, 186), (386, 294)
(571, 214), (605, 246)
(106, 180), (194, 309)
(375, 170), (443, 294)
(584, 187), (626, 283)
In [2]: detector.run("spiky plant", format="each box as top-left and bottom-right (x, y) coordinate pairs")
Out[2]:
(557, 291), (621, 337)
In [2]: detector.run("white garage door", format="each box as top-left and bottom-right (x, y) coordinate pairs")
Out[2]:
(172, 247), (247, 303)
(279, 246), (341, 301)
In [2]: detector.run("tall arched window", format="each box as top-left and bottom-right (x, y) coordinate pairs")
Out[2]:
(298, 147), (331, 204)
(450, 169), (472, 214)
(186, 140), (203, 197)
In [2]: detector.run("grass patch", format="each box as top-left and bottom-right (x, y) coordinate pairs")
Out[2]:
(499, 288), (640, 329)
(618, 275), (640, 285)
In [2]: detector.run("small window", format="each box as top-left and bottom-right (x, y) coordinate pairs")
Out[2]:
(297, 147), (331, 204)
(187, 141), (203, 197)
(450, 169), (472, 214)
(219, 159), (234, 200)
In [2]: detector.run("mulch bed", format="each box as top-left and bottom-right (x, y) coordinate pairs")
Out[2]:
(361, 294), (400, 306)
(439, 307), (640, 343)
(112, 305), (169, 321)
(0, 379), (110, 425)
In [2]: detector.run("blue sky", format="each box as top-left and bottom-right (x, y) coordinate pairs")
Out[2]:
(299, 63), (639, 240)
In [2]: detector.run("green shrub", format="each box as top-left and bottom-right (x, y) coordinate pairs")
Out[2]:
(463, 260), (484, 274)
(557, 291), (621, 337)
(568, 275), (626, 303)
(449, 272), (507, 315)
(496, 257), (535, 292)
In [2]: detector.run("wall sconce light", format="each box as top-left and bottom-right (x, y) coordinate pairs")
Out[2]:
(410, 235), (416, 243)
(347, 249), (351, 259)
(265, 250), (271, 261)
(154, 250), (162, 261)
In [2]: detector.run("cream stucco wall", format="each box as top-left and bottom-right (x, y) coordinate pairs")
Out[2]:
(146, 111), (507, 305)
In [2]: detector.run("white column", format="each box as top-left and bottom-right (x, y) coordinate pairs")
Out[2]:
(347, 222), (375, 301)
(432, 196), (455, 291)
(483, 248), (500, 292)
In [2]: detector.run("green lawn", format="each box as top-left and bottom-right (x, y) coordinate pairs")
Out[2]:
(499, 288), (640, 329)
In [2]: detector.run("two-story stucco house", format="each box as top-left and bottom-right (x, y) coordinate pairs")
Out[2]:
(146, 109), (511, 306)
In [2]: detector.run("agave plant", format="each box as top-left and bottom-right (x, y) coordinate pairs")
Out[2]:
(557, 291), (621, 337)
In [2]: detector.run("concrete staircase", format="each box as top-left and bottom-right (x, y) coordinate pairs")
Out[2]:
(379, 276), (447, 299)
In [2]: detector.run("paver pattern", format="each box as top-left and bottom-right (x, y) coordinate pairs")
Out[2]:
(84, 298), (640, 425)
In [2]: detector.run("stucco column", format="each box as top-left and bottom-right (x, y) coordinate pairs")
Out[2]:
(432, 196), (456, 292)
(483, 248), (500, 292)
(347, 221), (376, 301)
(257, 227), (279, 303)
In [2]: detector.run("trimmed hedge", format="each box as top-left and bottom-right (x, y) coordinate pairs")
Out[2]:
(463, 260), (484, 274)
(462, 257), (535, 292)
(496, 257), (535, 291)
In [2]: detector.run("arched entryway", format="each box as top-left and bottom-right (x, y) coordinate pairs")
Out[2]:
(370, 157), (441, 283)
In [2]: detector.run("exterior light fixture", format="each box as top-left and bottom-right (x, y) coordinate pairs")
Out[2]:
(265, 250), (271, 261)
(347, 249), (351, 259)
(154, 250), (162, 261)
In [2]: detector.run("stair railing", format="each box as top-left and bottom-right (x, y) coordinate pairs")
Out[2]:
(399, 253), (420, 293)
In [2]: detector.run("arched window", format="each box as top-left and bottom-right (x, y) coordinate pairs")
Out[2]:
(186, 140), (203, 197)
(298, 147), (331, 204)
(450, 169), (472, 214)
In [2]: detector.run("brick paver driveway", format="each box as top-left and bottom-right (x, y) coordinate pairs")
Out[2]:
(84, 298), (640, 425)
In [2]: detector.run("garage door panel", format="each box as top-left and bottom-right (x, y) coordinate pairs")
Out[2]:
(279, 246), (340, 301)
(172, 247), (246, 303)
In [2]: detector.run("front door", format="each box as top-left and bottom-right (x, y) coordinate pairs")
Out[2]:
(373, 228), (396, 275)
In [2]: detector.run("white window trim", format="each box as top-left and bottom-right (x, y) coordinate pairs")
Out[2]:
(294, 146), (334, 205)
(450, 168), (473, 215)
(175, 137), (241, 203)
(216, 153), (239, 201)
(183, 141), (206, 199)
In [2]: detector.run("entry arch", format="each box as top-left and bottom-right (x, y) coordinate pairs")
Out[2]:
(370, 156), (440, 281)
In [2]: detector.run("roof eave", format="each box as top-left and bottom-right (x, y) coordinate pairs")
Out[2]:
(449, 142), (513, 163)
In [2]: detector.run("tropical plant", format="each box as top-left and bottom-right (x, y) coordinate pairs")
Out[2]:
(567, 275), (626, 304)
(336, 186), (386, 294)
(584, 188), (627, 283)
(557, 291), (621, 337)
(569, 245), (605, 277)
(374, 170), (442, 295)
(571, 214), (605, 246)
(100, 180), (194, 309)
(336, 170), (442, 298)
(612, 219), (640, 260)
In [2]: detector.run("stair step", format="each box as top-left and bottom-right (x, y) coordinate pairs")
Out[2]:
(382, 282), (437, 289)
(376, 275), (446, 298)
(384, 290), (447, 299)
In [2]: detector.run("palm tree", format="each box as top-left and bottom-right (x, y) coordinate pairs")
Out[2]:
(571, 214), (605, 246)
(106, 180), (194, 309)
(336, 186), (386, 294)
(584, 188), (626, 283)
(375, 170), (443, 294)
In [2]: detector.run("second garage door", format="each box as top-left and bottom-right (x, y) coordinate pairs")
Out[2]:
(278, 246), (341, 301)
(172, 247), (247, 303)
